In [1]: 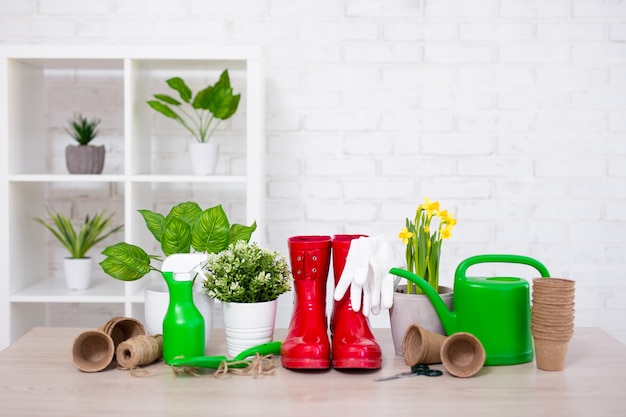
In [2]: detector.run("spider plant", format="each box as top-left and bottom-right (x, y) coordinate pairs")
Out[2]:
(34, 209), (124, 259)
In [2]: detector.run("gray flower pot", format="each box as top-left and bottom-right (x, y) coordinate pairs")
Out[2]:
(65, 144), (105, 174)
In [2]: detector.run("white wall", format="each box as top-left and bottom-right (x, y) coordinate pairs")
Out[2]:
(1, 0), (625, 342)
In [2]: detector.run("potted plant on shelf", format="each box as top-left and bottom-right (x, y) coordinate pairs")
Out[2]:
(64, 114), (105, 174)
(99, 201), (256, 344)
(147, 69), (241, 175)
(389, 197), (457, 355)
(34, 208), (124, 290)
(202, 240), (291, 357)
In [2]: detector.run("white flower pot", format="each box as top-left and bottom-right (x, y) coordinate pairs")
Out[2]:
(144, 282), (215, 352)
(63, 257), (93, 290)
(188, 142), (219, 175)
(389, 285), (454, 356)
(222, 300), (278, 358)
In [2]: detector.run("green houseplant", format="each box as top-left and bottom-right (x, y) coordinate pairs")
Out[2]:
(202, 240), (291, 304)
(202, 240), (291, 357)
(147, 69), (240, 175)
(99, 202), (256, 281)
(64, 114), (105, 174)
(34, 208), (124, 290)
(99, 201), (256, 340)
(147, 69), (240, 144)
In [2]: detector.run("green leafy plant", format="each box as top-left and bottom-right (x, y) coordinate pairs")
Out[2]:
(398, 197), (456, 294)
(202, 240), (291, 303)
(147, 69), (241, 143)
(65, 114), (101, 145)
(34, 209), (124, 259)
(100, 202), (256, 282)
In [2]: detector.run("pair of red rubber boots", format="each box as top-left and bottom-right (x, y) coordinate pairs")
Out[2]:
(280, 235), (382, 369)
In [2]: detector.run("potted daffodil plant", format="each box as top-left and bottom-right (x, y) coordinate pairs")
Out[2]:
(147, 69), (240, 175)
(389, 197), (457, 355)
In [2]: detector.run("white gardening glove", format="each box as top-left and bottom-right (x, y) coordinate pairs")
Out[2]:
(334, 236), (406, 316)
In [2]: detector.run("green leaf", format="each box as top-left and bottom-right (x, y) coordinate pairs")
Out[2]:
(99, 242), (152, 281)
(166, 77), (192, 103)
(146, 100), (184, 123)
(161, 217), (192, 256)
(191, 205), (230, 253)
(192, 85), (214, 110)
(229, 221), (257, 244)
(166, 202), (202, 226)
(153, 94), (182, 106)
(139, 209), (166, 243)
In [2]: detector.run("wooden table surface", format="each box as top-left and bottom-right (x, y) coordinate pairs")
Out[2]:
(1, 327), (625, 416)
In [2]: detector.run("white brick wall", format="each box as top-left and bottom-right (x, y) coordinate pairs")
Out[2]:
(2, 0), (626, 342)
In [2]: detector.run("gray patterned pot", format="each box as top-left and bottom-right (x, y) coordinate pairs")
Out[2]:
(65, 144), (105, 174)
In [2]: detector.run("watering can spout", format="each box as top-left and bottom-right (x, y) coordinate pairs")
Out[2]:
(389, 268), (457, 335)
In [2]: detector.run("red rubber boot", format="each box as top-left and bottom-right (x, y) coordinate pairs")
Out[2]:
(330, 235), (382, 369)
(281, 236), (332, 369)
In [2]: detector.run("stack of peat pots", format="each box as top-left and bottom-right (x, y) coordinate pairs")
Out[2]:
(531, 278), (575, 371)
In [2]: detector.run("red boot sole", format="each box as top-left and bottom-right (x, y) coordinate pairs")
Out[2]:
(281, 357), (331, 369)
(332, 357), (382, 369)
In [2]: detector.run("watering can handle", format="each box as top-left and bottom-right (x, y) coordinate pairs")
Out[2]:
(455, 254), (550, 280)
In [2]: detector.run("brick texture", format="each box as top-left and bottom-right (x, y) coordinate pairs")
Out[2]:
(2, 0), (625, 341)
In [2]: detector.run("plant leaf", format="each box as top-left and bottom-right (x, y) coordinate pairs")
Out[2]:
(138, 209), (166, 243)
(99, 242), (152, 281)
(166, 201), (202, 226)
(191, 205), (230, 253)
(229, 221), (257, 244)
(161, 217), (192, 256)
(153, 94), (182, 106)
(166, 77), (192, 103)
(146, 100), (185, 123)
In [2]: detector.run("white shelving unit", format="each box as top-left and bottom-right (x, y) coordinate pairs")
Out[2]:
(0, 45), (265, 349)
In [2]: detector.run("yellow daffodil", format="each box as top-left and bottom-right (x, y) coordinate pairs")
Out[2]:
(403, 197), (456, 294)
(398, 227), (414, 244)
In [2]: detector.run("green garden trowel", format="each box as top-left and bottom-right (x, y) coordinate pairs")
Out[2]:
(168, 341), (282, 369)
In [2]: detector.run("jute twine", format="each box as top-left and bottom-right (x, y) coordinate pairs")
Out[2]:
(170, 353), (277, 379)
(116, 334), (163, 370)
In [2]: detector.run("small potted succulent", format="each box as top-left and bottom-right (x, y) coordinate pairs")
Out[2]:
(34, 208), (123, 290)
(147, 69), (240, 175)
(64, 114), (105, 174)
(99, 201), (256, 341)
(202, 240), (291, 357)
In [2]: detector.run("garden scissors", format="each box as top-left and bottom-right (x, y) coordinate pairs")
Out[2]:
(375, 364), (443, 381)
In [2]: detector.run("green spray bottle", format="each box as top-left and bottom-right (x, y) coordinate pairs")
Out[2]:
(161, 253), (208, 364)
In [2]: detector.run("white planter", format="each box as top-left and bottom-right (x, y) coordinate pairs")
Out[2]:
(144, 282), (215, 352)
(188, 142), (219, 175)
(63, 258), (93, 290)
(222, 300), (278, 358)
(389, 285), (454, 356)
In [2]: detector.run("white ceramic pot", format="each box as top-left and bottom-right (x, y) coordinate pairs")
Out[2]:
(222, 299), (278, 358)
(188, 142), (219, 175)
(389, 285), (454, 356)
(63, 257), (93, 290)
(144, 282), (215, 352)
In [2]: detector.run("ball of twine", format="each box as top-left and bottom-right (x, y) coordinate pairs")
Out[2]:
(116, 334), (163, 370)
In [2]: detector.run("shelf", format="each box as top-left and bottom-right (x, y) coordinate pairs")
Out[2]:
(0, 45), (265, 350)
(10, 276), (128, 303)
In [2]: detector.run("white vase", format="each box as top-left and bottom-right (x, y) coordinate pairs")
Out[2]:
(222, 300), (278, 358)
(144, 282), (215, 352)
(188, 142), (219, 175)
(389, 285), (454, 356)
(63, 257), (93, 290)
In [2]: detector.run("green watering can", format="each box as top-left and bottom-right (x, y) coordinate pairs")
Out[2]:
(390, 254), (550, 366)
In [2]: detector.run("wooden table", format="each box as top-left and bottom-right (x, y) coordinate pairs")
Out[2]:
(1, 327), (625, 416)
